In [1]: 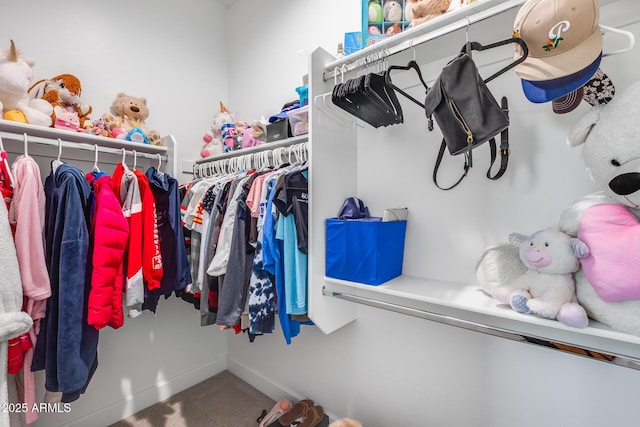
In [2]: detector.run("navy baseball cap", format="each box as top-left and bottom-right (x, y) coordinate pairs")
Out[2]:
(521, 52), (601, 103)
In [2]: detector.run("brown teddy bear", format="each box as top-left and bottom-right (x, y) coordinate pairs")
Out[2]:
(102, 92), (162, 146)
(407, 0), (452, 27)
(28, 73), (93, 128)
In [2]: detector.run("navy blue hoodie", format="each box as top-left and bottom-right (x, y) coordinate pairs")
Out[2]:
(32, 163), (99, 402)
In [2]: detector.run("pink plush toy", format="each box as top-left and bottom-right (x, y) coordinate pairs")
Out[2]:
(52, 105), (80, 132)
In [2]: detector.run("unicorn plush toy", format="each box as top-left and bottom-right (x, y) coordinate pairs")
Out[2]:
(0, 40), (53, 127)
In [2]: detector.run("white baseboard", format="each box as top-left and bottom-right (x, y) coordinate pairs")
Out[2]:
(62, 355), (227, 427)
(226, 356), (339, 422)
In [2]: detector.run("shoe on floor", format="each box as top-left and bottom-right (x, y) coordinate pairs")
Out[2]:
(258, 399), (292, 427)
(298, 405), (329, 427)
(267, 399), (314, 427)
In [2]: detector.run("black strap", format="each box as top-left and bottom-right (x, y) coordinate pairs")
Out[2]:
(433, 139), (469, 190)
(488, 97), (510, 180)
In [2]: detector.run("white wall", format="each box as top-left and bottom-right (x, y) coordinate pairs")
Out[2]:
(5, 1), (640, 426)
(1, 0), (229, 181)
(225, 1), (640, 427)
(1, 1), (230, 426)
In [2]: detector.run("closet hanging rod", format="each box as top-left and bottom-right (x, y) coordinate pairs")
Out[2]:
(322, 0), (526, 81)
(194, 141), (308, 179)
(0, 131), (168, 162)
(194, 135), (308, 165)
(322, 286), (640, 371)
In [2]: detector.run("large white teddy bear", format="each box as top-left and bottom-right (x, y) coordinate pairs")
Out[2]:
(477, 80), (640, 336)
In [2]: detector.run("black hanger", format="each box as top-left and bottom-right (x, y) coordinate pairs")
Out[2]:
(332, 72), (403, 128)
(384, 60), (430, 109)
(460, 37), (529, 84)
(363, 73), (403, 125)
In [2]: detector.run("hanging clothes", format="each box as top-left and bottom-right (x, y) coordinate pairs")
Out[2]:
(144, 167), (191, 308)
(0, 150), (13, 209)
(32, 163), (99, 403)
(86, 171), (129, 330)
(273, 168), (309, 316)
(215, 172), (261, 327)
(8, 155), (51, 424)
(134, 169), (164, 305)
(112, 163), (164, 317)
(261, 170), (303, 344)
(0, 200), (33, 427)
(247, 170), (282, 335)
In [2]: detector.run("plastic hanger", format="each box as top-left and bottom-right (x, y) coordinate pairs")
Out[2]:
(600, 24), (635, 58)
(23, 133), (29, 158)
(92, 144), (101, 173)
(333, 72), (401, 128)
(52, 138), (64, 172)
(459, 37), (529, 84)
(0, 136), (16, 188)
(121, 148), (130, 171)
(331, 58), (402, 128)
(132, 150), (137, 170)
(385, 60), (430, 109)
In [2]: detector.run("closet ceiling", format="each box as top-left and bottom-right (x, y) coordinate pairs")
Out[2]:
(216, 0), (238, 7)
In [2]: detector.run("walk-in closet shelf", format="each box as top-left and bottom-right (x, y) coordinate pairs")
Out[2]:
(307, 0), (640, 370)
(0, 119), (177, 177)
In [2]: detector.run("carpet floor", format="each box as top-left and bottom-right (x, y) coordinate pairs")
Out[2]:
(109, 370), (276, 427)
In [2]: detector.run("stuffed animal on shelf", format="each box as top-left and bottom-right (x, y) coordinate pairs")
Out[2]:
(102, 92), (162, 146)
(201, 102), (234, 158)
(477, 80), (640, 336)
(0, 40), (53, 127)
(383, 0), (403, 22)
(368, 0), (383, 23)
(52, 105), (80, 132)
(85, 118), (109, 137)
(28, 73), (93, 129)
(407, 0), (452, 28)
(488, 228), (589, 328)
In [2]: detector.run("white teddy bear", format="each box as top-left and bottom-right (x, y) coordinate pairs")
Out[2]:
(478, 80), (640, 336)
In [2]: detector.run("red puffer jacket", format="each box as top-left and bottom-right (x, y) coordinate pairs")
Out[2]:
(87, 173), (129, 330)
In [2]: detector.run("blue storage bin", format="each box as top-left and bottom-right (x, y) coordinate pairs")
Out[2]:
(325, 217), (407, 286)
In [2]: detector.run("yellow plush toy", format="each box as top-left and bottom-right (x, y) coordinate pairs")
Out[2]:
(28, 73), (93, 128)
(102, 92), (162, 146)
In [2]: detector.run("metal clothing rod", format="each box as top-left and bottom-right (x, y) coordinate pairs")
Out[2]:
(323, 0), (526, 81)
(323, 286), (640, 370)
(0, 131), (167, 162)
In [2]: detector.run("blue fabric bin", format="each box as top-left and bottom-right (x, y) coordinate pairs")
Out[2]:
(325, 217), (407, 286)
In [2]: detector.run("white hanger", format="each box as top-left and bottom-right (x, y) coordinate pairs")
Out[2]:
(23, 133), (29, 158)
(121, 148), (130, 171)
(132, 150), (137, 170)
(157, 154), (162, 172)
(52, 138), (64, 172)
(601, 24), (635, 58)
(0, 136), (16, 188)
(92, 144), (100, 173)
